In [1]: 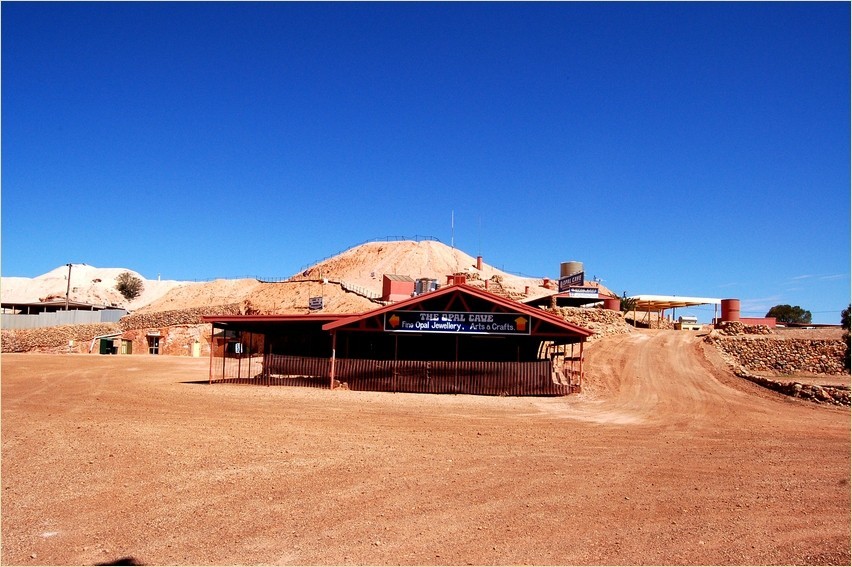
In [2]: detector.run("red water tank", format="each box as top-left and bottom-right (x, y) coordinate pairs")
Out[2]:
(603, 298), (621, 311)
(721, 299), (741, 322)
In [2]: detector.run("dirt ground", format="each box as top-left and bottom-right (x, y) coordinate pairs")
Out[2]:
(2, 330), (849, 566)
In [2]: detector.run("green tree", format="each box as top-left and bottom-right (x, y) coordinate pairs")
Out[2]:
(765, 304), (812, 325)
(115, 271), (144, 300)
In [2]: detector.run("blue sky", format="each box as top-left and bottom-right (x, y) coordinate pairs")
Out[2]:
(2, 2), (849, 323)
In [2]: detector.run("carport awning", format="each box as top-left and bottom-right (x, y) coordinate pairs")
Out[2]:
(627, 295), (722, 311)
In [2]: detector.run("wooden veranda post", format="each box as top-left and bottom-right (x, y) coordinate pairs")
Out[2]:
(329, 331), (337, 389)
(208, 323), (215, 384)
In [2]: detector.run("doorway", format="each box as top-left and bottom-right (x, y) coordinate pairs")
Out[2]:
(147, 336), (160, 355)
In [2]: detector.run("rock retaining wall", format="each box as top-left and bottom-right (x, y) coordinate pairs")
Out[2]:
(1, 323), (120, 353)
(119, 304), (243, 331)
(706, 334), (847, 375)
(739, 372), (850, 406)
(121, 324), (212, 357)
(705, 332), (849, 406)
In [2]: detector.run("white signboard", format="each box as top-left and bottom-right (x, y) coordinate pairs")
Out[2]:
(568, 287), (599, 299)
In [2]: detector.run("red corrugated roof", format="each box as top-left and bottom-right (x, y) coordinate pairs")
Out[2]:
(322, 283), (592, 337)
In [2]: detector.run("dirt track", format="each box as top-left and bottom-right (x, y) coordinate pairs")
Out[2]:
(2, 330), (849, 565)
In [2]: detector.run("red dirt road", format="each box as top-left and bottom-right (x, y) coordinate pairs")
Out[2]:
(2, 330), (849, 565)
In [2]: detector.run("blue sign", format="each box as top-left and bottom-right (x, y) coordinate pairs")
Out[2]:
(558, 271), (584, 292)
(384, 311), (530, 335)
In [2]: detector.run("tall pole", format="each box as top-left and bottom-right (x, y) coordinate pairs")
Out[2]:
(65, 263), (72, 311)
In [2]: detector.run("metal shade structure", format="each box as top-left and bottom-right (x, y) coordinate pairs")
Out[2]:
(626, 295), (722, 327)
(627, 295), (722, 311)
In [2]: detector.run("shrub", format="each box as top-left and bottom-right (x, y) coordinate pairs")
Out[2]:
(115, 271), (144, 300)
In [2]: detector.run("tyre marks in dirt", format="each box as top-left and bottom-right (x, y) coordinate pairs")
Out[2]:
(533, 330), (836, 430)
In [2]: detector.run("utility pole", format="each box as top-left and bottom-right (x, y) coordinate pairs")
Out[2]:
(65, 263), (72, 311)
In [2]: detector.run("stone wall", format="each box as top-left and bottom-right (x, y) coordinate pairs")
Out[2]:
(1, 323), (120, 353)
(1, 304), (240, 355)
(705, 331), (849, 406)
(705, 334), (847, 375)
(122, 324), (211, 357)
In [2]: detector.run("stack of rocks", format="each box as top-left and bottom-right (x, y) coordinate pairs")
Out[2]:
(716, 321), (773, 335)
(550, 306), (633, 341)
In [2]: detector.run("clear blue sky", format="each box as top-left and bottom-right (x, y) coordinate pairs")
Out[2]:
(2, 2), (849, 323)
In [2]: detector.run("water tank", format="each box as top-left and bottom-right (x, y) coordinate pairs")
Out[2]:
(560, 261), (584, 277)
(721, 299), (741, 322)
(603, 298), (621, 311)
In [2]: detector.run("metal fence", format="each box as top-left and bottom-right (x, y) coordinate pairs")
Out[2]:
(209, 354), (266, 385)
(335, 359), (569, 396)
(210, 353), (572, 396)
(1, 309), (127, 330)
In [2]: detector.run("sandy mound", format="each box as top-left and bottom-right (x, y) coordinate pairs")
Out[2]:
(244, 281), (381, 314)
(295, 240), (547, 297)
(0, 264), (185, 311)
(2, 240), (613, 317)
(134, 279), (263, 314)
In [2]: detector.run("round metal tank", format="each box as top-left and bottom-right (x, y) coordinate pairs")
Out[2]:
(560, 261), (583, 277)
(721, 299), (741, 322)
(603, 298), (621, 311)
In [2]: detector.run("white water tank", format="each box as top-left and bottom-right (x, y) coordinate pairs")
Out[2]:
(560, 261), (583, 277)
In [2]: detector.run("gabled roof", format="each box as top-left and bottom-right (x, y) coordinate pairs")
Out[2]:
(322, 283), (592, 338)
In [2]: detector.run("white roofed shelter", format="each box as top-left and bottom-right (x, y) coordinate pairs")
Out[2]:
(626, 295), (722, 327)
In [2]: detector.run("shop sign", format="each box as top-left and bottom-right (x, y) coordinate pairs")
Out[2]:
(558, 272), (584, 292)
(568, 287), (599, 299)
(308, 296), (324, 310)
(384, 311), (530, 335)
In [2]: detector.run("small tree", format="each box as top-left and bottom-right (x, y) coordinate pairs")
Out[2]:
(115, 271), (144, 300)
(766, 304), (812, 325)
(620, 292), (637, 313)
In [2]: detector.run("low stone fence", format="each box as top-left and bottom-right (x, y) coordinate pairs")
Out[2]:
(1, 323), (120, 353)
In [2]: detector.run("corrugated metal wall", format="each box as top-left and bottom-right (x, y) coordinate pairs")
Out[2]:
(1, 309), (127, 330)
